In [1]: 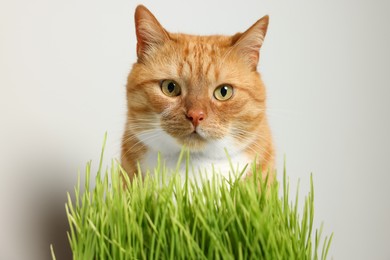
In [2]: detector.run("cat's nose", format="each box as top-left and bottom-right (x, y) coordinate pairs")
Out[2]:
(186, 109), (205, 127)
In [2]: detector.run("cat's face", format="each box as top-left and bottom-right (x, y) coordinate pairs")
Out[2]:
(125, 6), (269, 155)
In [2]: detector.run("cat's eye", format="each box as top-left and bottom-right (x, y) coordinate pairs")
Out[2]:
(214, 84), (233, 101)
(161, 80), (181, 97)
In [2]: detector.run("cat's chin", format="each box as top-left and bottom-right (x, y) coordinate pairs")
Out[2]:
(178, 132), (208, 151)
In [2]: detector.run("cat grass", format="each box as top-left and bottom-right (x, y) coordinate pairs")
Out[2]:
(60, 139), (333, 259)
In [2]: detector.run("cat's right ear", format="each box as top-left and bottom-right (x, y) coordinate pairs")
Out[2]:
(134, 5), (169, 59)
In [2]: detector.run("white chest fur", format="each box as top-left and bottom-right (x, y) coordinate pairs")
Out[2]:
(137, 129), (252, 182)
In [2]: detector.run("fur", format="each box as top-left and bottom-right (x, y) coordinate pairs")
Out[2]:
(122, 5), (274, 182)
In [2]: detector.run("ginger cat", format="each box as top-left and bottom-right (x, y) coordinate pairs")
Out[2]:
(122, 5), (274, 181)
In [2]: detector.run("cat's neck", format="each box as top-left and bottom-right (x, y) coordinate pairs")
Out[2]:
(141, 148), (251, 182)
(137, 129), (252, 181)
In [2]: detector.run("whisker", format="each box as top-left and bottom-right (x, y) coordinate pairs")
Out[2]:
(229, 127), (274, 160)
(121, 130), (163, 162)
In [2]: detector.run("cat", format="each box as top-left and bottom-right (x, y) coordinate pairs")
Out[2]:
(121, 5), (274, 182)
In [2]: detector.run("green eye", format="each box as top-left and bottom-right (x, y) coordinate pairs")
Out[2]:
(161, 80), (181, 97)
(214, 84), (233, 101)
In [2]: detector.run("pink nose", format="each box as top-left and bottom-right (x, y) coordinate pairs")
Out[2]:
(186, 109), (205, 127)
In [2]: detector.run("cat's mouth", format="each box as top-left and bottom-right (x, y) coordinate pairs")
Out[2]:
(190, 127), (208, 139)
(177, 130), (208, 150)
(188, 131), (204, 139)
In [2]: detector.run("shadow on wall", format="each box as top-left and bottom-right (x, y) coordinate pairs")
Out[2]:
(1, 129), (100, 259)
(41, 184), (73, 259)
(23, 160), (75, 259)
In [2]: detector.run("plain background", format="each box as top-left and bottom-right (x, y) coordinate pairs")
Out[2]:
(1, 0), (389, 259)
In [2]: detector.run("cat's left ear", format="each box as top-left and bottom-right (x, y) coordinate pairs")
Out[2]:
(232, 15), (269, 69)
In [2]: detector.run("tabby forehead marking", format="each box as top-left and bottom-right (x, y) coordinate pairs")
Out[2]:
(178, 42), (220, 80)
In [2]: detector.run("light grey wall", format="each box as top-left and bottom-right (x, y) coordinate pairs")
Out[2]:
(1, 0), (389, 259)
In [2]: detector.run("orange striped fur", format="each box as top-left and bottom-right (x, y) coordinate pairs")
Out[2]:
(122, 5), (274, 181)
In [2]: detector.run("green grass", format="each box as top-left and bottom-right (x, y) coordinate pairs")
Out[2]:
(61, 138), (333, 259)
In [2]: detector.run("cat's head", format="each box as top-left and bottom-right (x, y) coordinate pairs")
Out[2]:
(126, 5), (269, 155)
